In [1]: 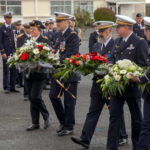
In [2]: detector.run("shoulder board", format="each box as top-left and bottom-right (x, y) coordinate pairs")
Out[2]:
(16, 33), (24, 39)
(71, 32), (77, 34)
(140, 38), (145, 40)
(42, 36), (48, 40)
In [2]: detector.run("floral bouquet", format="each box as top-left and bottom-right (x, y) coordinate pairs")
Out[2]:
(7, 40), (59, 73)
(53, 52), (108, 80)
(97, 59), (146, 98)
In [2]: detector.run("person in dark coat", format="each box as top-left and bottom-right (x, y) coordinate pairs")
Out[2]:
(133, 13), (144, 38)
(130, 16), (150, 150)
(106, 15), (149, 150)
(17, 22), (31, 101)
(89, 26), (99, 52)
(0, 12), (19, 93)
(25, 20), (50, 131)
(49, 12), (80, 136)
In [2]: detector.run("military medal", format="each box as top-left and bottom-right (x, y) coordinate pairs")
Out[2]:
(60, 41), (65, 52)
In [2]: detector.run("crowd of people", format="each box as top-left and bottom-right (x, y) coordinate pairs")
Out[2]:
(0, 11), (150, 150)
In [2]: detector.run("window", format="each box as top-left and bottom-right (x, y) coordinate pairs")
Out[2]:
(50, 0), (93, 15)
(74, 0), (93, 14)
(0, 0), (21, 15)
(51, 1), (72, 15)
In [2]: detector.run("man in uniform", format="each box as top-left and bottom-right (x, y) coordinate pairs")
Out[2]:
(17, 22), (31, 101)
(69, 16), (82, 41)
(133, 13), (144, 38)
(49, 12), (80, 136)
(89, 23), (99, 52)
(106, 15), (149, 150)
(14, 20), (24, 88)
(0, 12), (19, 93)
(71, 21), (127, 148)
(130, 16), (150, 150)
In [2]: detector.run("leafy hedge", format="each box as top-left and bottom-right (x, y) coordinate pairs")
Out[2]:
(94, 8), (115, 22)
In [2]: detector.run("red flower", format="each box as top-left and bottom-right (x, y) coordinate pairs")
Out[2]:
(68, 58), (75, 64)
(75, 61), (81, 65)
(82, 55), (87, 61)
(88, 52), (98, 56)
(74, 53), (81, 58)
(36, 44), (43, 51)
(20, 53), (29, 61)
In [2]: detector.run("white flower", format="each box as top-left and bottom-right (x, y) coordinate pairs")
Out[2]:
(120, 70), (127, 75)
(113, 66), (119, 71)
(133, 71), (141, 76)
(117, 59), (133, 69)
(126, 72), (132, 79)
(104, 75), (110, 81)
(14, 53), (19, 61)
(114, 75), (121, 81)
(129, 65), (136, 71)
(33, 48), (39, 55)
(43, 46), (50, 51)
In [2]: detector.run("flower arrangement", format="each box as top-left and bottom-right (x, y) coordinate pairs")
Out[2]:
(7, 40), (59, 70)
(53, 52), (108, 80)
(97, 59), (145, 98)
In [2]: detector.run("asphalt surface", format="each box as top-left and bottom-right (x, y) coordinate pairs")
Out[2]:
(0, 31), (133, 150)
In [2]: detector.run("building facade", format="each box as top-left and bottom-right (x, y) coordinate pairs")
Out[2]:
(0, 0), (146, 22)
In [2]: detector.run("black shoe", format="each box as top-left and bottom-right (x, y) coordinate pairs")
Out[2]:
(4, 89), (10, 94)
(44, 119), (50, 129)
(57, 129), (73, 136)
(26, 124), (40, 131)
(119, 138), (128, 146)
(71, 137), (89, 149)
(56, 124), (64, 133)
(10, 89), (20, 93)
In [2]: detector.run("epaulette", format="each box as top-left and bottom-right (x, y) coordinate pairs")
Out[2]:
(71, 32), (77, 34)
(42, 36), (48, 40)
(140, 38), (145, 40)
(16, 33), (24, 39)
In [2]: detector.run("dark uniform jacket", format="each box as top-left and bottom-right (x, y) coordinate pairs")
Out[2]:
(133, 23), (144, 38)
(92, 38), (114, 80)
(89, 31), (99, 52)
(26, 35), (51, 80)
(109, 33), (149, 97)
(0, 24), (16, 55)
(42, 30), (56, 47)
(17, 33), (31, 48)
(55, 27), (81, 83)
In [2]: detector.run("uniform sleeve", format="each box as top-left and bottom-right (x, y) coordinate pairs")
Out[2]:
(136, 39), (149, 67)
(89, 33), (95, 52)
(60, 33), (80, 61)
(0, 27), (5, 55)
(108, 41), (116, 65)
(140, 70), (150, 83)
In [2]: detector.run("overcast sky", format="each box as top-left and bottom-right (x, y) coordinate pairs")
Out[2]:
(146, 0), (150, 3)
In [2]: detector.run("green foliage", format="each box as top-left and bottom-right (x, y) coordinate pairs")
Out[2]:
(0, 22), (4, 26)
(74, 8), (93, 28)
(94, 8), (115, 22)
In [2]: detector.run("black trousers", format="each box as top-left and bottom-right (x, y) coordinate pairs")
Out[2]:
(107, 96), (142, 150)
(24, 75), (29, 97)
(80, 80), (127, 145)
(26, 78), (49, 124)
(137, 91), (150, 150)
(49, 80), (78, 130)
(3, 59), (17, 90)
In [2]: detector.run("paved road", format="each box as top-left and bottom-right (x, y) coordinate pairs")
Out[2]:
(0, 35), (133, 150)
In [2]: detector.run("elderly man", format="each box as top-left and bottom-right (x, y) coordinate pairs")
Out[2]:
(71, 21), (115, 148)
